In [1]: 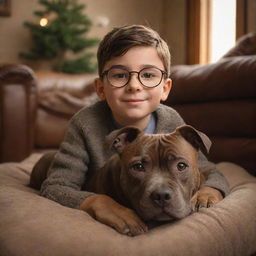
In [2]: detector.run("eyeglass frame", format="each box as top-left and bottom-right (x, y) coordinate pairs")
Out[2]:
(101, 66), (168, 88)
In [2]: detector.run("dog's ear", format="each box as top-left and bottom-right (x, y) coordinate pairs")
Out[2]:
(106, 127), (142, 154)
(176, 125), (212, 155)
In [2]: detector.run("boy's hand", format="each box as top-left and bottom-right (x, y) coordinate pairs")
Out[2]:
(80, 194), (148, 236)
(191, 186), (223, 211)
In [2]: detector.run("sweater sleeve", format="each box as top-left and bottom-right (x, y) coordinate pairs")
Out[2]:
(40, 116), (94, 209)
(198, 151), (230, 196)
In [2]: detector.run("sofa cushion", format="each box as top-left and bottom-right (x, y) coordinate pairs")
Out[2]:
(167, 55), (256, 175)
(0, 155), (255, 256)
(36, 71), (97, 98)
(168, 56), (256, 104)
(34, 71), (99, 148)
(221, 32), (256, 58)
(172, 100), (256, 137)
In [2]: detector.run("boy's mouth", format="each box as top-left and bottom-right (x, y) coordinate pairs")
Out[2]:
(122, 99), (146, 103)
(122, 99), (146, 106)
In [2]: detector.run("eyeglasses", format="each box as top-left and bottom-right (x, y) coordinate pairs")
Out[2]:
(101, 67), (167, 88)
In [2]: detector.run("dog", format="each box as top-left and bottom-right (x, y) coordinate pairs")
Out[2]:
(30, 125), (223, 236)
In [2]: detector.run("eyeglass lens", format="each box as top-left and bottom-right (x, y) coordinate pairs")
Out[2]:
(106, 67), (164, 88)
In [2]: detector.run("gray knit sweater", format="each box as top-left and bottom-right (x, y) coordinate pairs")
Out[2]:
(40, 101), (229, 208)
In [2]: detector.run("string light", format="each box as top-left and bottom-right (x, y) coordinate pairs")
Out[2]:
(39, 17), (48, 27)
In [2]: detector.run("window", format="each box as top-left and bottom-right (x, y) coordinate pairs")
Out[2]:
(186, 0), (246, 64)
(210, 0), (236, 62)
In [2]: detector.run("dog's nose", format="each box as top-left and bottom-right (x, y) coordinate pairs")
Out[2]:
(150, 188), (172, 207)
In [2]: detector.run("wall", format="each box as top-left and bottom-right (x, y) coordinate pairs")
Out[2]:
(1, 0), (254, 70)
(0, 0), (176, 70)
(0, 0), (39, 66)
(162, 0), (187, 65)
(0, 0), (189, 69)
(247, 0), (256, 32)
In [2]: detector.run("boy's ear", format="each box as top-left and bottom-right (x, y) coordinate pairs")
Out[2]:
(160, 78), (172, 102)
(94, 78), (106, 100)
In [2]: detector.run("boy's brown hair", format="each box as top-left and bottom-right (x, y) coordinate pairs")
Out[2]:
(97, 24), (171, 78)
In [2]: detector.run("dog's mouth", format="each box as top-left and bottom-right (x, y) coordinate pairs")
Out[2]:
(136, 203), (192, 222)
(152, 207), (186, 221)
(136, 206), (178, 222)
(153, 211), (176, 221)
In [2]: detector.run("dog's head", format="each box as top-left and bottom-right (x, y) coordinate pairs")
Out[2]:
(107, 125), (211, 222)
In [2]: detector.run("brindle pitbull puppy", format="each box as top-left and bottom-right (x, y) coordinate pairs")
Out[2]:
(30, 125), (223, 236)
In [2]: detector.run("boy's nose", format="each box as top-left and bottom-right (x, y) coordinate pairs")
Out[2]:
(125, 74), (143, 92)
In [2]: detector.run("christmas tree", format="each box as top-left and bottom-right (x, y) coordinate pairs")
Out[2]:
(20, 0), (99, 74)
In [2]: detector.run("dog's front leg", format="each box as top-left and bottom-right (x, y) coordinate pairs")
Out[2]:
(80, 194), (148, 236)
(190, 186), (223, 211)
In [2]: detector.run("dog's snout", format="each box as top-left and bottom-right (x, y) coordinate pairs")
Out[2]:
(150, 188), (172, 207)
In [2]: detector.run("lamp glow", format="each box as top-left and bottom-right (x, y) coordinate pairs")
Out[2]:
(39, 17), (48, 27)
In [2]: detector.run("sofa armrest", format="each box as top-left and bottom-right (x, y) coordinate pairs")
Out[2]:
(0, 64), (37, 162)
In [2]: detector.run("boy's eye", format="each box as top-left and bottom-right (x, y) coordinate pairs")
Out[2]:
(140, 67), (162, 80)
(113, 73), (127, 79)
(108, 69), (128, 80)
(141, 72), (154, 79)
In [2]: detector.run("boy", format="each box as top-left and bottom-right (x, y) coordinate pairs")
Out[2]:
(40, 25), (229, 235)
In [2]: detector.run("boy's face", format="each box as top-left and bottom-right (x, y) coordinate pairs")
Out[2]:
(94, 46), (172, 129)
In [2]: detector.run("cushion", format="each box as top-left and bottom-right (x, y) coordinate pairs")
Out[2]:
(0, 155), (255, 256)
(168, 55), (256, 104)
(171, 101), (256, 175)
(221, 32), (256, 58)
(166, 55), (256, 175)
(34, 71), (99, 148)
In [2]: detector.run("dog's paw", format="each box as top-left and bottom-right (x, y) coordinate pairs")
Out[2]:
(80, 194), (148, 236)
(104, 207), (148, 236)
(191, 186), (223, 211)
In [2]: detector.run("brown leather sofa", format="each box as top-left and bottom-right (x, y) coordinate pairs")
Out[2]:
(1, 54), (255, 176)
(0, 64), (37, 162)
(0, 65), (97, 163)
(167, 55), (256, 176)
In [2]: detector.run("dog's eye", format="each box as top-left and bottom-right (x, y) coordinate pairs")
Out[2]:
(177, 162), (188, 171)
(131, 163), (145, 172)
